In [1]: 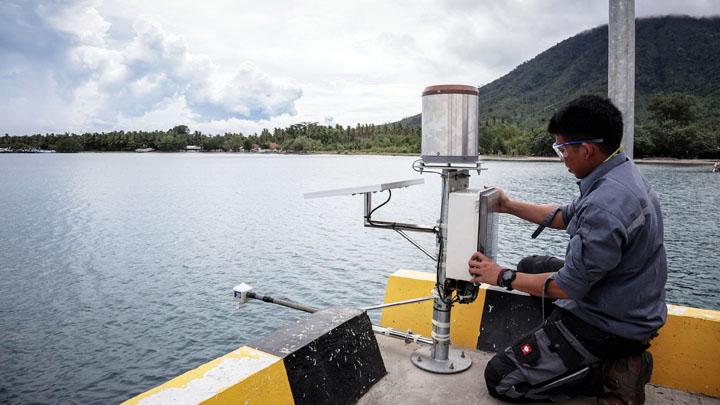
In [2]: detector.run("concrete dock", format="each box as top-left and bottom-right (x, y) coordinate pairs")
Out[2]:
(125, 273), (720, 404)
(360, 335), (720, 405)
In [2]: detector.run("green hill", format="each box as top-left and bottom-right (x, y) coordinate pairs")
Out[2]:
(401, 16), (720, 130)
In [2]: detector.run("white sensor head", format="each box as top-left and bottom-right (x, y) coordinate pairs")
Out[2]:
(233, 283), (254, 303)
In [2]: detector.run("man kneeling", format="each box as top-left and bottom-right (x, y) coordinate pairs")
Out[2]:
(468, 95), (666, 404)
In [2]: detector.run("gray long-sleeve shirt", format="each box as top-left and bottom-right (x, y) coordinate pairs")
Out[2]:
(552, 152), (667, 341)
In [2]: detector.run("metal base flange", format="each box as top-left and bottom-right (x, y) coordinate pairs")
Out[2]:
(410, 346), (472, 374)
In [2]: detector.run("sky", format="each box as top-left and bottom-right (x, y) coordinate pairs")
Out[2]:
(1, 0), (719, 136)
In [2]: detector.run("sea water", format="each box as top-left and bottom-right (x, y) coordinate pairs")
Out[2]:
(0, 153), (717, 403)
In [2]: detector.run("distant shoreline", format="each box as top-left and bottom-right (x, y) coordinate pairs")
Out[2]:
(1, 150), (717, 165)
(318, 152), (718, 166)
(478, 155), (717, 166)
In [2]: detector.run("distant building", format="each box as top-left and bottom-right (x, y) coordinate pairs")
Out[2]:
(185, 145), (202, 152)
(251, 144), (260, 152)
(135, 148), (154, 153)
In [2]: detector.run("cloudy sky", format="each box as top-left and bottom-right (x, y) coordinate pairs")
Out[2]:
(1, 0), (718, 136)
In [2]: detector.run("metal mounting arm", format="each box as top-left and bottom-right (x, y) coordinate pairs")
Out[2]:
(363, 192), (437, 234)
(362, 191), (438, 261)
(233, 283), (434, 346)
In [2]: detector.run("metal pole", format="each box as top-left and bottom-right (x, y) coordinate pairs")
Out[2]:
(236, 288), (436, 346)
(432, 170), (453, 361)
(411, 169), (472, 373)
(394, 229), (437, 262)
(363, 192), (436, 234)
(608, 0), (635, 159)
(362, 296), (434, 311)
(371, 325), (434, 346)
(246, 292), (320, 313)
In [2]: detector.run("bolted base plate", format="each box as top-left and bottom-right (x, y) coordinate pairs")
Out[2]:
(410, 346), (472, 374)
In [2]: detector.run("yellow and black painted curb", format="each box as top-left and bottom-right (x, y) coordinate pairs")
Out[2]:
(124, 307), (385, 405)
(379, 269), (720, 398)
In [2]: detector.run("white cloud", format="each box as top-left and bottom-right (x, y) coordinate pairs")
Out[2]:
(43, 0), (110, 46)
(79, 15), (302, 123)
(0, 1), (303, 134)
(188, 62), (303, 121)
(1, 0), (719, 135)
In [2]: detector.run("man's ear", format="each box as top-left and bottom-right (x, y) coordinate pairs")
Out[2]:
(585, 143), (599, 160)
(580, 143), (592, 160)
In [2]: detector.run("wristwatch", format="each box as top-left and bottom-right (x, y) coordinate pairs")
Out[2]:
(497, 268), (517, 291)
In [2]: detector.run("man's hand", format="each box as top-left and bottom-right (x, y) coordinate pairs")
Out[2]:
(468, 251), (503, 285)
(485, 186), (566, 230)
(486, 186), (511, 214)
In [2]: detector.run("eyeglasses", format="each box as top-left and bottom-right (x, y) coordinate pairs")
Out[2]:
(552, 139), (604, 159)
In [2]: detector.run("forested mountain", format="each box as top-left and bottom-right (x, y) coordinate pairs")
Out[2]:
(402, 16), (720, 129)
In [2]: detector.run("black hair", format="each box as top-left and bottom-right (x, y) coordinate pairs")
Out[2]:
(547, 95), (623, 153)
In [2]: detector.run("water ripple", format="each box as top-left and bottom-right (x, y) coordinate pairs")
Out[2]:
(0, 153), (717, 404)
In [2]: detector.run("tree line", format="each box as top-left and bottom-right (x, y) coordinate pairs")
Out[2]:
(0, 123), (422, 154)
(2, 93), (718, 159)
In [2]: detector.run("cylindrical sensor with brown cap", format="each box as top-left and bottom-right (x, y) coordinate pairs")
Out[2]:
(421, 84), (479, 164)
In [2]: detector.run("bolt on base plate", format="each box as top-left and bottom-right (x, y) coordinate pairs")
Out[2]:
(410, 346), (472, 374)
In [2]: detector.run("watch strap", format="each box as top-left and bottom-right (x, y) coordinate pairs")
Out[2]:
(498, 268), (516, 291)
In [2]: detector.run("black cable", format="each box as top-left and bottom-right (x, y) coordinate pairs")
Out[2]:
(366, 168), (446, 301)
(411, 159), (423, 172)
(367, 189), (391, 218)
(365, 189), (396, 228)
(365, 189), (437, 233)
(435, 230), (450, 302)
(412, 159), (444, 176)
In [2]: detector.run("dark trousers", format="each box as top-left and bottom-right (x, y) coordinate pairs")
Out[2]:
(484, 255), (650, 402)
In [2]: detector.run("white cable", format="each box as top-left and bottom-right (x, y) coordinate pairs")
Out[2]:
(432, 319), (451, 328)
(432, 331), (450, 341)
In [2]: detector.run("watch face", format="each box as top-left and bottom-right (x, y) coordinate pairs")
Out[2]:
(502, 270), (513, 282)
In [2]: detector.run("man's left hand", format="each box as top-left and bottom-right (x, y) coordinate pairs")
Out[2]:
(468, 251), (503, 285)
